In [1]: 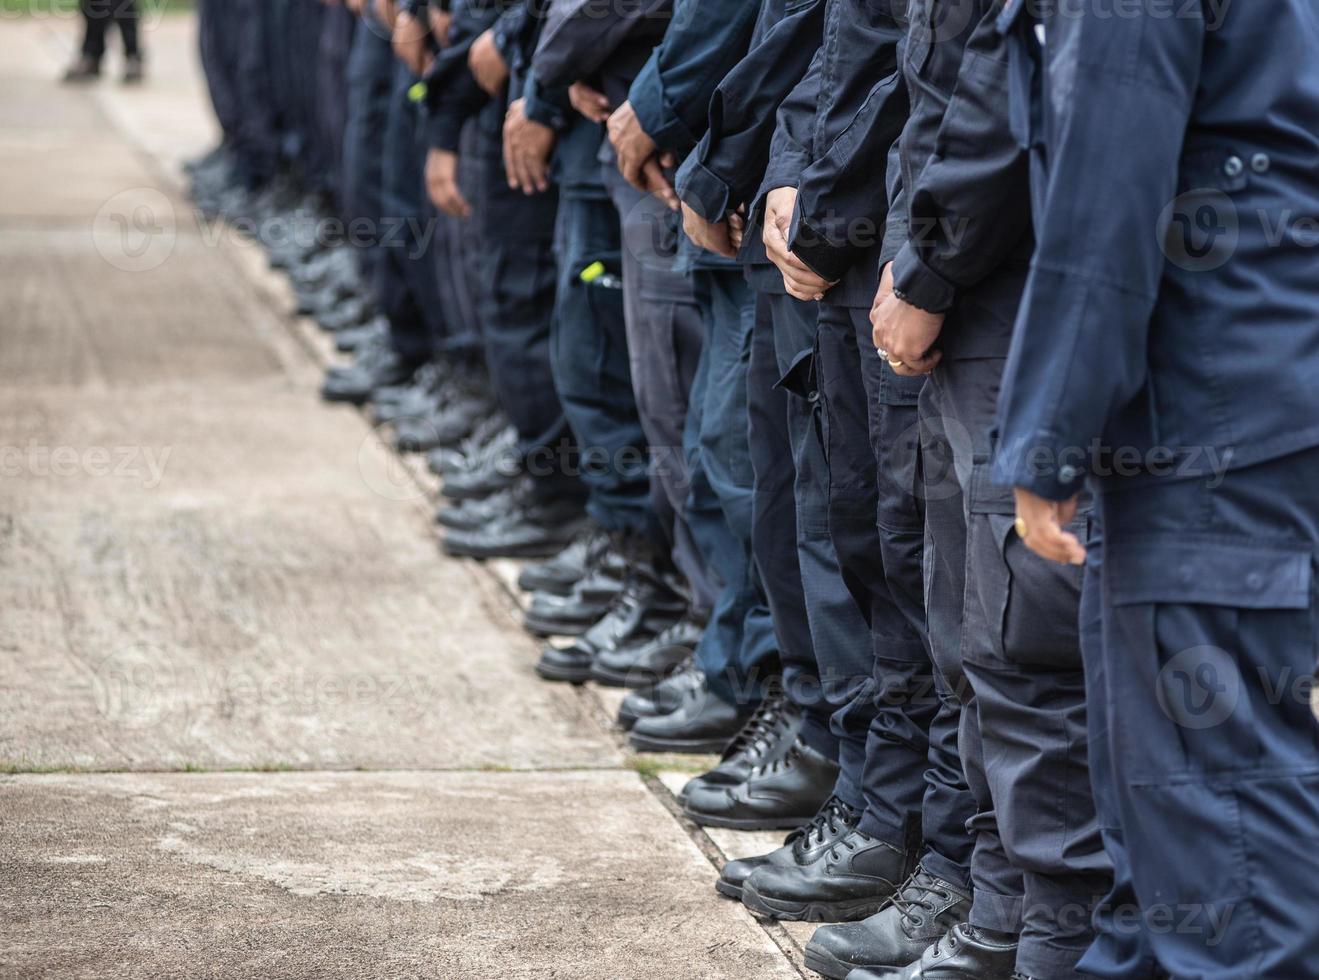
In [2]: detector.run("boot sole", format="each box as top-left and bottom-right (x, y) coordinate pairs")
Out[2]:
(522, 616), (593, 638)
(740, 882), (888, 923)
(442, 537), (580, 560)
(533, 660), (591, 685)
(802, 944), (867, 980)
(714, 877), (744, 901)
(681, 808), (814, 831)
(627, 732), (730, 754)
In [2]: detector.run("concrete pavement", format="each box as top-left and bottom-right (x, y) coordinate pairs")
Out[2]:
(0, 14), (808, 978)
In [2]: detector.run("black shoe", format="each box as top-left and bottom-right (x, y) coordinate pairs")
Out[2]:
(321, 336), (425, 405)
(122, 54), (145, 85)
(847, 923), (1018, 980)
(435, 485), (519, 531)
(517, 527), (605, 596)
(428, 417), (515, 478)
(62, 56), (100, 83)
(683, 736), (839, 830)
(440, 441), (522, 500)
(591, 613), (703, 687)
(373, 360), (448, 424)
(741, 822), (915, 923)
(441, 494), (588, 560)
(535, 536), (687, 684)
(682, 691), (801, 798)
(617, 659), (704, 730)
(335, 319), (386, 353)
(407, 387), (498, 453)
(716, 796), (858, 901)
(523, 545), (627, 637)
(627, 679), (751, 754)
(316, 293), (376, 333)
(804, 866), (972, 979)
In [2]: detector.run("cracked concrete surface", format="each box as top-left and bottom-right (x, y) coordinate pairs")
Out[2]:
(0, 15), (807, 978)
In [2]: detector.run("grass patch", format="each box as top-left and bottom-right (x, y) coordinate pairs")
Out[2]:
(0, 0), (193, 14)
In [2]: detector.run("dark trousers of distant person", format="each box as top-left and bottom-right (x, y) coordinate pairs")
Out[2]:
(79, 0), (140, 64)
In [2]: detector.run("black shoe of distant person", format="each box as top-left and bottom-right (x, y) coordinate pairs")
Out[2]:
(518, 526), (608, 597)
(373, 360), (448, 424)
(523, 545), (627, 637)
(683, 736), (839, 830)
(440, 439), (522, 501)
(428, 416), (515, 478)
(122, 54), (145, 85)
(804, 866), (971, 980)
(627, 678), (751, 754)
(846, 923), (1018, 980)
(682, 691), (801, 800)
(741, 822), (916, 923)
(715, 796), (858, 902)
(316, 292), (376, 333)
(335, 318), (387, 354)
(435, 484), (519, 531)
(534, 536), (687, 684)
(591, 613), (703, 687)
(321, 335), (425, 405)
(441, 492), (588, 561)
(397, 391), (498, 453)
(616, 658), (704, 730)
(62, 56), (100, 84)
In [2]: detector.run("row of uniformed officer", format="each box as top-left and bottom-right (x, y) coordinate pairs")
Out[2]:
(187, 0), (1319, 976)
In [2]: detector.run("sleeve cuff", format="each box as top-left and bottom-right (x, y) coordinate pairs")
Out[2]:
(992, 433), (1089, 502)
(675, 156), (733, 223)
(892, 241), (957, 314)
(628, 59), (698, 155)
(424, 111), (463, 153)
(787, 210), (853, 284)
(523, 76), (570, 132)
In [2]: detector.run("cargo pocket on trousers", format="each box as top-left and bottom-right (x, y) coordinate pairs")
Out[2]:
(962, 464), (1086, 669)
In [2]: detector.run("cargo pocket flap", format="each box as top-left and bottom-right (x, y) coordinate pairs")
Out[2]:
(967, 463), (1017, 516)
(774, 347), (816, 399)
(1110, 535), (1312, 609)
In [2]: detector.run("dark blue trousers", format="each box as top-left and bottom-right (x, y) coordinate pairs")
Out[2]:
(374, 62), (445, 361)
(197, 0), (243, 148)
(922, 355), (1109, 979)
(748, 291), (835, 758)
(1091, 447), (1319, 979)
(549, 120), (652, 536)
(469, 113), (579, 501)
(684, 271), (776, 706)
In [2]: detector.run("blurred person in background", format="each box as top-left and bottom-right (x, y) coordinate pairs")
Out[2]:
(64, 0), (144, 84)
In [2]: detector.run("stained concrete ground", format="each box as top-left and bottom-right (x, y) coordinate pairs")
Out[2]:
(0, 15), (813, 978)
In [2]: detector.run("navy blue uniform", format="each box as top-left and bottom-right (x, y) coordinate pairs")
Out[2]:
(879, 1), (1112, 975)
(995, 1), (1319, 976)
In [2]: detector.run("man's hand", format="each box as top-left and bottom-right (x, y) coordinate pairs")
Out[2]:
(870, 262), (944, 375)
(345, 0), (364, 13)
(468, 29), (508, 96)
(762, 186), (834, 301)
(569, 82), (611, 123)
(1013, 488), (1086, 565)
(392, 10), (431, 75)
(428, 5), (453, 47)
(607, 102), (656, 187)
(425, 148), (471, 218)
(728, 208), (746, 251)
(681, 203), (736, 258)
(503, 99), (556, 195)
(374, 0), (397, 30)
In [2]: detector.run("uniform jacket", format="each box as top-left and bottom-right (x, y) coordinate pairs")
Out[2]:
(993, 0), (1319, 501)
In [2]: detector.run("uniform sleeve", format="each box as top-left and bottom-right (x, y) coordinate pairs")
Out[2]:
(788, 5), (906, 283)
(888, 3), (1028, 314)
(627, 0), (761, 156)
(992, 3), (1205, 500)
(756, 43), (824, 202)
(533, 0), (673, 91)
(421, 0), (502, 150)
(674, 0), (826, 222)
